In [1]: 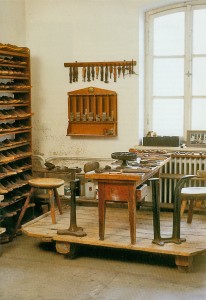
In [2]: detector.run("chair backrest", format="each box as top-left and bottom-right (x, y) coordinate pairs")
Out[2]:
(174, 173), (206, 198)
(174, 175), (197, 199)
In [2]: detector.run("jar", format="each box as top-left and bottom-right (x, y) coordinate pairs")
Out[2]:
(85, 180), (96, 199)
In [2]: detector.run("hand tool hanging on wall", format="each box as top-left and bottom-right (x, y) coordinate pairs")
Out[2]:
(104, 65), (109, 83)
(131, 59), (134, 74)
(72, 66), (78, 82)
(100, 65), (104, 81)
(69, 67), (73, 83)
(91, 66), (95, 80)
(72, 67), (76, 82)
(96, 66), (99, 79)
(118, 66), (122, 78)
(57, 167), (87, 237)
(87, 66), (91, 82)
(109, 65), (113, 79)
(82, 67), (86, 82)
(122, 63), (125, 78)
(113, 65), (117, 82)
(128, 63), (132, 75)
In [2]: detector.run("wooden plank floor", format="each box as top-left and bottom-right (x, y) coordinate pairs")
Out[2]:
(22, 204), (206, 259)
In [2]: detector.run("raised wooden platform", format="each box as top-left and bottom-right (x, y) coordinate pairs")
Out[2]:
(22, 204), (206, 272)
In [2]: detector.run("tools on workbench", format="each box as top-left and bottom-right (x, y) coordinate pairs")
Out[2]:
(64, 60), (137, 83)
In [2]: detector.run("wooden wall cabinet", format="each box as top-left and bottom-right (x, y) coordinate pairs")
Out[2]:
(67, 87), (117, 137)
(0, 44), (32, 242)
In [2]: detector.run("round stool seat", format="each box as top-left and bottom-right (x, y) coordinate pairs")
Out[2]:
(181, 187), (206, 197)
(28, 178), (64, 189)
(181, 186), (206, 224)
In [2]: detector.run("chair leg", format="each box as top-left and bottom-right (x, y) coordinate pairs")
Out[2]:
(181, 199), (187, 217)
(99, 199), (106, 241)
(53, 188), (63, 214)
(11, 187), (34, 240)
(48, 189), (56, 224)
(187, 200), (195, 224)
(195, 199), (203, 209)
(128, 195), (136, 245)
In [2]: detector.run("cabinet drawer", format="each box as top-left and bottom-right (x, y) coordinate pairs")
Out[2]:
(136, 184), (147, 202)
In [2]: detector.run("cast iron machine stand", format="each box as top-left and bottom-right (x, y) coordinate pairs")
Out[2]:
(150, 178), (186, 246)
(57, 167), (87, 237)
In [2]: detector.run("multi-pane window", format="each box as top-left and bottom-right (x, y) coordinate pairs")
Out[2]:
(145, 1), (206, 139)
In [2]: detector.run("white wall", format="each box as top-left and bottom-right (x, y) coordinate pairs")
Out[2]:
(25, 0), (141, 159)
(0, 0), (25, 45)
(1, 0), (181, 160)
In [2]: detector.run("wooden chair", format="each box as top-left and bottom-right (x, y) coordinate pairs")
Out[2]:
(180, 174), (206, 223)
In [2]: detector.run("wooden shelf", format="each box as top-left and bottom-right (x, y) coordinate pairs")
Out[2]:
(0, 44), (32, 240)
(0, 49), (29, 57)
(67, 87), (117, 137)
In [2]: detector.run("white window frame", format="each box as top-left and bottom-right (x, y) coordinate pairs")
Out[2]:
(145, 0), (206, 140)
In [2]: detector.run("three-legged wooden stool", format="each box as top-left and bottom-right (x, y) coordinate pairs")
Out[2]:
(11, 178), (64, 240)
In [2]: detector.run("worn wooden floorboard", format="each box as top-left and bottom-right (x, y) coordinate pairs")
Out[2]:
(22, 205), (206, 257)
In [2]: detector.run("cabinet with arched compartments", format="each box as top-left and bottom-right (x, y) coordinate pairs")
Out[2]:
(67, 87), (117, 137)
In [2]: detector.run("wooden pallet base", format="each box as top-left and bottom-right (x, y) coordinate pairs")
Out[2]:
(22, 205), (206, 272)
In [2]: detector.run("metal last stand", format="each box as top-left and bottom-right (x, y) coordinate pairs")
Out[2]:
(57, 168), (87, 237)
(150, 178), (186, 246)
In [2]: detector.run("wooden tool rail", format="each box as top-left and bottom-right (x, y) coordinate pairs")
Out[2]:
(64, 61), (136, 67)
(64, 60), (136, 83)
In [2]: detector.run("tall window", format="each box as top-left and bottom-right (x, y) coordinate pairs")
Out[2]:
(145, 1), (206, 139)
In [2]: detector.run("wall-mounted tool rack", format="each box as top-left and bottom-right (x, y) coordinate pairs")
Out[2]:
(64, 60), (136, 83)
(67, 87), (117, 137)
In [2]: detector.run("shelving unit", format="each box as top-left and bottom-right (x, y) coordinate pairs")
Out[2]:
(67, 87), (117, 137)
(0, 44), (32, 242)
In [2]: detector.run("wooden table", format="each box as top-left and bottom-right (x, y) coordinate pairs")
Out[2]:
(85, 156), (170, 244)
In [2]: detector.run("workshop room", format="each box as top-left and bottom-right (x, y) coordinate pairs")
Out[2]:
(0, 0), (206, 299)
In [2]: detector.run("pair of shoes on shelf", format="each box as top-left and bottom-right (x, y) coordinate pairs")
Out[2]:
(0, 123), (16, 132)
(3, 151), (16, 160)
(0, 181), (14, 192)
(2, 139), (14, 146)
(0, 166), (17, 177)
(14, 137), (28, 144)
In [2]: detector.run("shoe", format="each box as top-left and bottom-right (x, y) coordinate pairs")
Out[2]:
(0, 183), (9, 194)
(4, 151), (15, 160)
(8, 110), (18, 117)
(0, 166), (16, 176)
(1, 123), (11, 130)
(0, 153), (9, 162)
(2, 139), (13, 146)
(9, 164), (23, 173)
(1, 181), (13, 192)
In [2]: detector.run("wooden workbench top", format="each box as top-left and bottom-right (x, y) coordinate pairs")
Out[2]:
(85, 156), (170, 182)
